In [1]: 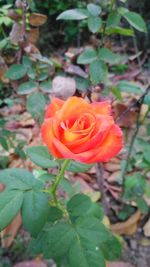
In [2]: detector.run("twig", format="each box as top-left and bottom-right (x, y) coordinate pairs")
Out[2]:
(121, 110), (141, 190)
(96, 163), (110, 215)
(116, 85), (150, 124)
(120, 86), (150, 194)
(22, 0), (27, 42)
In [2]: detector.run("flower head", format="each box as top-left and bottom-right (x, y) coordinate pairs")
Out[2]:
(41, 97), (123, 164)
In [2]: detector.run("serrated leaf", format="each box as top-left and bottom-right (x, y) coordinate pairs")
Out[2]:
(117, 80), (142, 94)
(22, 190), (50, 237)
(0, 190), (23, 231)
(77, 48), (98, 64)
(76, 216), (109, 245)
(57, 9), (88, 20)
(44, 222), (76, 259)
(67, 194), (92, 218)
(144, 93), (150, 105)
(89, 60), (108, 85)
(121, 10), (147, 32)
(27, 92), (46, 124)
(69, 239), (105, 267)
(75, 77), (90, 91)
(17, 81), (38, 95)
(124, 173), (146, 200)
(67, 160), (93, 172)
(48, 206), (63, 223)
(5, 64), (27, 80)
(40, 80), (52, 92)
(0, 168), (38, 190)
(98, 47), (125, 64)
(136, 198), (149, 213)
(144, 151), (150, 163)
(100, 234), (122, 260)
(88, 17), (102, 33)
(107, 11), (121, 27)
(87, 4), (101, 17)
(26, 146), (58, 168)
(0, 136), (8, 150)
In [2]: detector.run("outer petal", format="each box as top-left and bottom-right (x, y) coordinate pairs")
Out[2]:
(45, 98), (64, 119)
(83, 124), (123, 163)
(41, 119), (62, 158)
(91, 101), (111, 116)
(53, 124), (123, 163)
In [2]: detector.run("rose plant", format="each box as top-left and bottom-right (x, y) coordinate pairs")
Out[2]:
(0, 96), (123, 267)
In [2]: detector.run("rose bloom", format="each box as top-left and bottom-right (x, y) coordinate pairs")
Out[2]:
(41, 97), (123, 164)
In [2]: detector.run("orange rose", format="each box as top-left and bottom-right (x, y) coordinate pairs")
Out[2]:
(41, 97), (123, 164)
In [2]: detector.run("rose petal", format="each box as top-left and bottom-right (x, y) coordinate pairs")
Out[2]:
(53, 125), (123, 164)
(45, 97), (64, 119)
(91, 101), (111, 116)
(85, 124), (123, 163)
(41, 119), (62, 158)
(66, 116), (114, 154)
(57, 96), (92, 121)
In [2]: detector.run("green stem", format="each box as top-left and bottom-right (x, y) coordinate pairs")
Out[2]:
(50, 159), (70, 204)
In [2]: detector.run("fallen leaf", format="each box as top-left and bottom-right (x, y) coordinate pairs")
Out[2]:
(1, 213), (22, 248)
(107, 262), (134, 267)
(65, 64), (88, 78)
(51, 76), (76, 100)
(114, 103), (137, 127)
(0, 56), (9, 83)
(104, 163), (121, 172)
(29, 13), (47, 27)
(111, 211), (141, 235)
(27, 28), (39, 44)
(107, 171), (121, 182)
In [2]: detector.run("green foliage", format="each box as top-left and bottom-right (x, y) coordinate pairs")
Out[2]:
(0, 189), (23, 230)
(6, 64), (27, 80)
(31, 194), (121, 267)
(26, 92), (47, 124)
(123, 173), (149, 213)
(89, 60), (108, 85)
(67, 161), (93, 173)
(26, 146), (59, 168)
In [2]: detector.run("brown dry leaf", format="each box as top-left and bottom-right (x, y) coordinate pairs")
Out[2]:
(52, 76), (76, 100)
(27, 28), (39, 44)
(111, 211), (141, 235)
(107, 262), (134, 267)
(24, 43), (41, 56)
(107, 171), (121, 182)
(65, 64), (88, 78)
(143, 218), (150, 237)
(114, 103), (137, 127)
(29, 13), (47, 27)
(13, 259), (47, 267)
(0, 56), (9, 83)
(1, 213), (22, 248)
(10, 22), (23, 43)
(104, 163), (121, 172)
(65, 47), (83, 61)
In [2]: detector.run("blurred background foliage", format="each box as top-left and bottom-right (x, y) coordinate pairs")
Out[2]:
(0, 0), (150, 52)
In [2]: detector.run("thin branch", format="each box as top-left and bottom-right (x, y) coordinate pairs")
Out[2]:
(22, 0), (28, 42)
(116, 85), (150, 124)
(96, 163), (110, 215)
